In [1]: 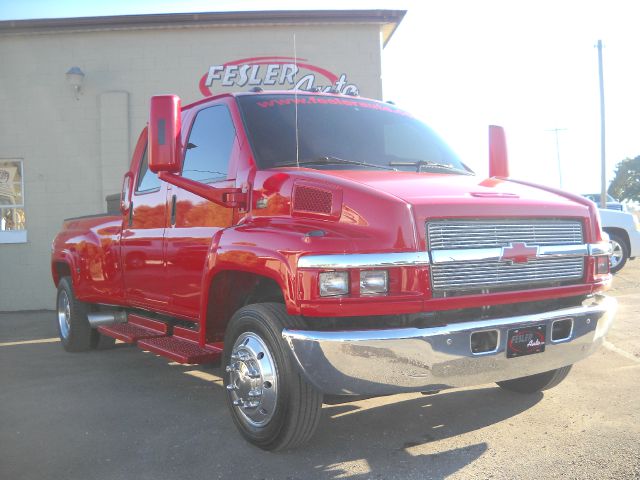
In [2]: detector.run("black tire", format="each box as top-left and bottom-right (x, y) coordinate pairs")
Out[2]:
(56, 277), (94, 352)
(497, 365), (572, 394)
(222, 303), (323, 451)
(607, 231), (629, 274)
(91, 332), (117, 350)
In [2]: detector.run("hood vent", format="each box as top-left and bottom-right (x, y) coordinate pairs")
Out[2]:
(293, 185), (333, 215)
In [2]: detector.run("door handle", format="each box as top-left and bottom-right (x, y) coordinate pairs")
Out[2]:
(170, 194), (177, 226)
(128, 201), (134, 227)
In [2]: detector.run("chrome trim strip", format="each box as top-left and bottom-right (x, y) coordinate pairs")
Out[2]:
(297, 252), (431, 269)
(431, 244), (593, 264)
(541, 244), (590, 256)
(588, 242), (613, 256)
(282, 295), (616, 396)
(298, 243), (608, 269)
(430, 247), (501, 264)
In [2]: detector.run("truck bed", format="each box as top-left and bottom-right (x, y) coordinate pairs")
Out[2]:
(52, 214), (124, 303)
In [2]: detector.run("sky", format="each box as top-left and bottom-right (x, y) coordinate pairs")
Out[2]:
(2, 0), (639, 194)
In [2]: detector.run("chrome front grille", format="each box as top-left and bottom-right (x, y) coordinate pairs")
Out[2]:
(431, 257), (585, 291)
(427, 219), (583, 250)
(427, 219), (585, 295)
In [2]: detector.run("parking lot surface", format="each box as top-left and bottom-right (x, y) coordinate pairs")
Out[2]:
(1, 263), (639, 480)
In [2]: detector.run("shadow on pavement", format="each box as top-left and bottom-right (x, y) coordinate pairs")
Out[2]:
(296, 386), (541, 479)
(1, 311), (543, 480)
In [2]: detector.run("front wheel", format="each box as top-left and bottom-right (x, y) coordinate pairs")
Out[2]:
(222, 303), (323, 451)
(497, 365), (572, 394)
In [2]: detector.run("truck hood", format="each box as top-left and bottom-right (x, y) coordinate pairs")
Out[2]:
(261, 168), (597, 251)
(289, 169), (591, 220)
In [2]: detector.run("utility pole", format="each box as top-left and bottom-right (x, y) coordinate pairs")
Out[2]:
(546, 128), (567, 188)
(597, 40), (607, 208)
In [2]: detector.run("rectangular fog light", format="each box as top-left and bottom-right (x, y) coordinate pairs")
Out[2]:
(596, 256), (609, 275)
(360, 270), (388, 295)
(319, 271), (349, 297)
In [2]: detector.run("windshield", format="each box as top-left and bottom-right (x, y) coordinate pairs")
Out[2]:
(237, 94), (470, 174)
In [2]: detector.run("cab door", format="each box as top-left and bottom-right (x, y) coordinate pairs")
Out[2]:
(121, 131), (170, 309)
(163, 102), (239, 320)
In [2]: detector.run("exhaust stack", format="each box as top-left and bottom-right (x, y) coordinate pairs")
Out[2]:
(489, 125), (509, 178)
(87, 311), (127, 328)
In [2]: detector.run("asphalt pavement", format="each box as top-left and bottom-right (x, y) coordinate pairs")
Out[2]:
(1, 263), (639, 480)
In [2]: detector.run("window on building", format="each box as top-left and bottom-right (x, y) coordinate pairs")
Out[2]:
(136, 146), (160, 193)
(182, 105), (236, 183)
(0, 159), (26, 243)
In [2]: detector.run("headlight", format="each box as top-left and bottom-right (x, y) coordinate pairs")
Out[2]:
(360, 270), (388, 295)
(319, 271), (349, 297)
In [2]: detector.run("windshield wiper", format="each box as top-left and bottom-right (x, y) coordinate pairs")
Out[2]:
(277, 156), (396, 171)
(388, 160), (473, 175)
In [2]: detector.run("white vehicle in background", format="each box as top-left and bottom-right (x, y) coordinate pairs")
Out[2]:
(598, 208), (640, 273)
(582, 193), (626, 212)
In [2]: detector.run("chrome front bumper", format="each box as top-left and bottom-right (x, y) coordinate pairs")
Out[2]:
(282, 295), (616, 396)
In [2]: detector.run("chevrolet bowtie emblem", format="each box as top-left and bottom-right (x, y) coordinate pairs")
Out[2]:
(500, 242), (539, 264)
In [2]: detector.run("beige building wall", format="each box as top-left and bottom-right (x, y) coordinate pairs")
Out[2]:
(0, 18), (389, 310)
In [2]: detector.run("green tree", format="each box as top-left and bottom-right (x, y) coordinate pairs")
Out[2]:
(608, 155), (640, 202)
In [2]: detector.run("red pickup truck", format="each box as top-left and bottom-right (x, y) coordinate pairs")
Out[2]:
(51, 91), (615, 450)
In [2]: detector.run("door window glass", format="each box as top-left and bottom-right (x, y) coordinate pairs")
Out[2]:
(183, 106), (236, 182)
(136, 146), (160, 192)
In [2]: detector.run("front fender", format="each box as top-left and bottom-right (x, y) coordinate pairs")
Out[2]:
(199, 219), (357, 317)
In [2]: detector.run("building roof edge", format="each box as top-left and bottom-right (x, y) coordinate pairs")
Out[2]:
(0, 10), (406, 45)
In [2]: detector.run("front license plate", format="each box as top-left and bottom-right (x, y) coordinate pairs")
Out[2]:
(507, 324), (546, 358)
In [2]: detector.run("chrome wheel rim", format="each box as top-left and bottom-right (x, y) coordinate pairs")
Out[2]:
(57, 290), (71, 339)
(609, 239), (623, 269)
(226, 332), (278, 427)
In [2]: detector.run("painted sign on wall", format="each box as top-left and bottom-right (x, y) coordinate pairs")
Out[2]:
(199, 56), (360, 97)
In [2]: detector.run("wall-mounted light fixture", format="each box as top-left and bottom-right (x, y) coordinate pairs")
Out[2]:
(65, 66), (85, 100)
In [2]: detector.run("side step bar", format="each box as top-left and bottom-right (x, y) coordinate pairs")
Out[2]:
(138, 326), (222, 364)
(96, 313), (221, 364)
(97, 313), (168, 343)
